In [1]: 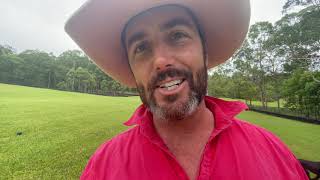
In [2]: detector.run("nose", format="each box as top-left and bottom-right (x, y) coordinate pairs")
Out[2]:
(153, 45), (174, 71)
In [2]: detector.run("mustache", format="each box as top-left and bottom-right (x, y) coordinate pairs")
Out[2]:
(148, 68), (193, 91)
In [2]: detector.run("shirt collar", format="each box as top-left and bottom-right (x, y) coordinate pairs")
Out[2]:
(124, 96), (248, 141)
(204, 96), (248, 140)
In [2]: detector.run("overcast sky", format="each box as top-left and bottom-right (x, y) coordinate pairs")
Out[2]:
(0, 0), (287, 55)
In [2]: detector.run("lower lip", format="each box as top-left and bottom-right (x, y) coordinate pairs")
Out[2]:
(156, 80), (187, 96)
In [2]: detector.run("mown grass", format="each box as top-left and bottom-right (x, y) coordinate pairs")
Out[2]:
(0, 83), (139, 179)
(1, 83), (319, 179)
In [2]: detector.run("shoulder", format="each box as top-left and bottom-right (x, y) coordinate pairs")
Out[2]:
(232, 118), (288, 147)
(97, 125), (140, 151)
(80, 126), (141, 179)
(222, 118), (307, 179)
(229, 118), (291, 154)
(230, 118), (277, 138)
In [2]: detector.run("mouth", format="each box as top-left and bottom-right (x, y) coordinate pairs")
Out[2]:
(156, 79), (185, 90)
(153, 78), (187, 97)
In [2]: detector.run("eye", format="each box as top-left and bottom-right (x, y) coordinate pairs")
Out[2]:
(170, 31), (188, 42)
(134, 42), (148, 55)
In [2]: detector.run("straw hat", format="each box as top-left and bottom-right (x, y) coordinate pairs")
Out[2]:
(65, 0), (250, 87)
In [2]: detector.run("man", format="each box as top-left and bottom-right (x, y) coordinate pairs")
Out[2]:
(65, 0), (308, 179)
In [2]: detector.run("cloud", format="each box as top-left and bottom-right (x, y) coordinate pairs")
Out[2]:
(0, 0), (85, 55)
(250, 0), (286, 24)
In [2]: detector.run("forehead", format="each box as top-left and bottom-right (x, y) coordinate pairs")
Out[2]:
(123, 5), (197, 42)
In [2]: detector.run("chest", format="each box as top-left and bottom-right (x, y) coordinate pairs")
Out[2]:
(105, 141), (297, 180)
(96, 131), (304, 180)
(166, 139), (208, 180)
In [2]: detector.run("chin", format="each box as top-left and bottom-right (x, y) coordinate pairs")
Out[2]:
(151, 92), (200, 121)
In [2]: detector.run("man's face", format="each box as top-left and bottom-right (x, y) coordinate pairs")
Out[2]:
(124, 5), (207, 121)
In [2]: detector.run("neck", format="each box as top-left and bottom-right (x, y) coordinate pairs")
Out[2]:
(153, 99), (214, 140)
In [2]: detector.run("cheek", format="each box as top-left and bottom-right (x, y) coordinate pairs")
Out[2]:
(178, 44), (204, 68)
(131, 66), (151, 90)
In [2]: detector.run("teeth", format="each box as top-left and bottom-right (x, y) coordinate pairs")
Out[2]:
(160, 80), (182, 88)
(167, 85), (179, 91)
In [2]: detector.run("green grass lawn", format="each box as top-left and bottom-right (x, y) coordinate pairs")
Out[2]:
(0, 83), (140, 179)
(1, 83), (319, 179)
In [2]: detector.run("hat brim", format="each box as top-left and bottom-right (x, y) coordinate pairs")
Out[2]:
(65, 0), (250, 87)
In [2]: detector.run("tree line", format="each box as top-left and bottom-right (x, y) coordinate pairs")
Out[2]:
(0, 48), (136, 96)
(208, 2), (319, 119)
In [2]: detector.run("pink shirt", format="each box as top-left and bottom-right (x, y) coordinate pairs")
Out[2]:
(81, 96), (308, 180)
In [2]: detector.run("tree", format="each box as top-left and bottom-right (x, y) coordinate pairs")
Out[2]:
(55, 50), (91, 85)
(64, 67), (97, 93)
(0, 45), (15, 56)
(283, 0), (320, 13)
(87, 63), (114, 93)
(0, 43), (139, 95)
(0, 54), (24, 84)
(232, 22), (275, 108)
(18, 50), (56, 88)
(272, 6), (320, 73)
(231, 72), (258, 104)
(0, 45), (22, 83)
(282, 70), (320, 119)
(74, 67), (96, 93)
(208, 72), (231, 98)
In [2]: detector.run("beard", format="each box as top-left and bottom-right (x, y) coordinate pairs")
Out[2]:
(136, 66), (207, 122)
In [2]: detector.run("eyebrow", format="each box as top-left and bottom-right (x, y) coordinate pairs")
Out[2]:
(126, 18), (194, 50)
(127, 31), (147, 51)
